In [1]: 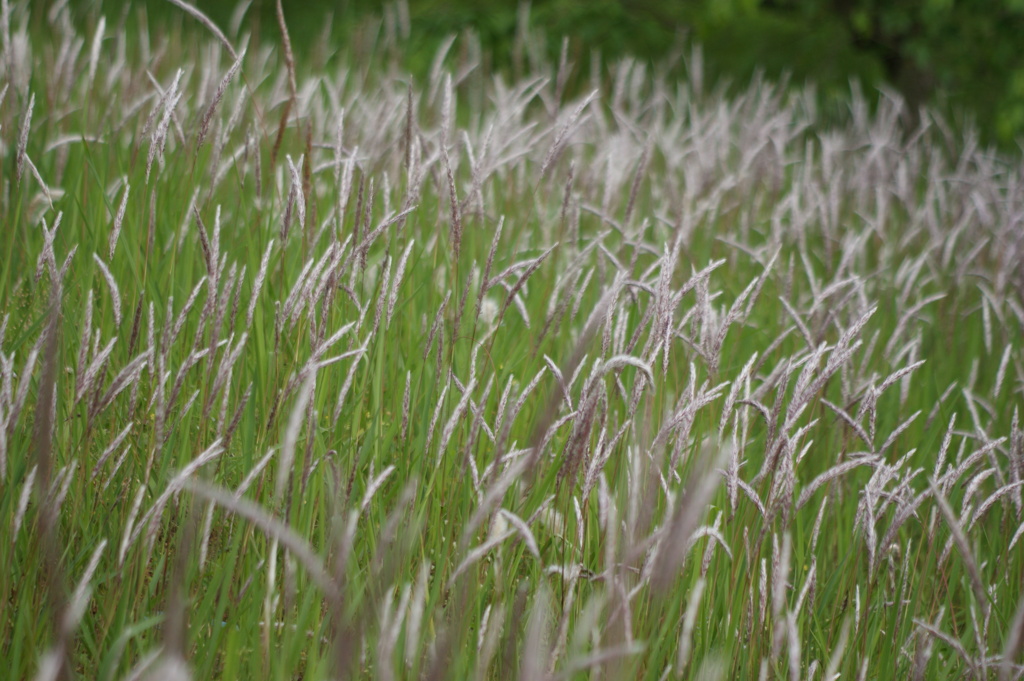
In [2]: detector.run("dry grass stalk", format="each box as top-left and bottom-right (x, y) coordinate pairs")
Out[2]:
(197, 47), (245, 150)
(651, 441), (729, 591)
(929, 479), (990, 617)
(16, 91), (34, 183)
(164, 0), (237, 59)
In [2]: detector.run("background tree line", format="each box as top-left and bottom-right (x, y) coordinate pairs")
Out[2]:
(81, 0), (1024, 148)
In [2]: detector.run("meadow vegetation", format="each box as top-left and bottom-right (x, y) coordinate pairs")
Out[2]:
(1, 0), (1023, 679)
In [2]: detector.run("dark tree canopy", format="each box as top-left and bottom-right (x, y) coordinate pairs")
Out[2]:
(96, 0), (1024, 146)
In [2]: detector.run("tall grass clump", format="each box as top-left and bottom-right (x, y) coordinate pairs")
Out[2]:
(1, 1), (1023, 679)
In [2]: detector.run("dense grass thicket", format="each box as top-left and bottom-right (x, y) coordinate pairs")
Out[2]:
(2, 1), (1023, 679)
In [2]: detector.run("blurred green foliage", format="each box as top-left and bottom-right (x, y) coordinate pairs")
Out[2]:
(84, 0), (1024, 146)
(762, 0), (1024, 145)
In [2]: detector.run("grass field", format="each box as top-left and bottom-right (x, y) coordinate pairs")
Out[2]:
(1, 1), (1023, 679)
